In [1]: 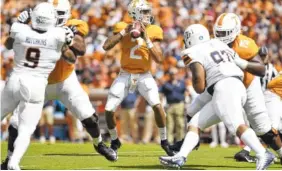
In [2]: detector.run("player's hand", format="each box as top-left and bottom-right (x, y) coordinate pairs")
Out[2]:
(258, 46), (268, 57)
(69, 25), (78, 35)
(140, 22), (149, 41)
(17, 8), (32, 24)
(63, 26), (74, 45)
(125, 24), (133, 34)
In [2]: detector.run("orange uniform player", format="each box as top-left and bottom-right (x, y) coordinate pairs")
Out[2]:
(231, 34), (259, 87)
(113, 21), (163, 73)
(48, 19), (88, 84)
(102, 0), (174, 158)
(268, 74), (282, 99)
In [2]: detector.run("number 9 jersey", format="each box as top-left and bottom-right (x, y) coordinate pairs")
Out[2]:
(113, 22), (163, 74)
(11, 22), (66, 78)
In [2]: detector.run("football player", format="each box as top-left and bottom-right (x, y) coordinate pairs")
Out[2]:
(159, 24), (274, 170)
(169, 13), (282, 162)
(102, 0), (173, 157)
(235, 46), (282, 164)
(1, 0), (116, 169)
(1, 2), (74, 169)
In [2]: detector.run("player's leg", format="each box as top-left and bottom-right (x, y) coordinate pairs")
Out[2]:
(245, 77), (282, 158)
(210, 124), (219, 148)
(186, 90), (212, 117)
(138, 73), (174, 156)
(104, 72), (129, 152)
(160, 102), (221, 167)
(8, 101), (44, 170)
(264, 90), (282, 162)
(213, 77), (274, 170)
(58, 71), (117, 161)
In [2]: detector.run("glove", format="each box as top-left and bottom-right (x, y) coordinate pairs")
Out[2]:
(69, 25), (78, 35)
(63, 26), (74, 45)
(258, 46), (268, 57)
(233, 52), (248, 70)
(17, 8), (32, 24)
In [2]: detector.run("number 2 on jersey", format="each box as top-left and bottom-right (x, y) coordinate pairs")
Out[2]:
(130, 38), (144, 59)
(24, 48), (40, 68)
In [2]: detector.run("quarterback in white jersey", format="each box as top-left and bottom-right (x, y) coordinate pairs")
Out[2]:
(0, 3), (74, 170)
(159, 24), (274, 170)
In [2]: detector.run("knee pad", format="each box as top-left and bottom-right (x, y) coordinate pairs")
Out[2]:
(259, 128), (278, 145)
(81, 113), (99, 128)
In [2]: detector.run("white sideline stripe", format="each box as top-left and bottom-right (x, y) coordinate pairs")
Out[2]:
(23, 150), (165, 158)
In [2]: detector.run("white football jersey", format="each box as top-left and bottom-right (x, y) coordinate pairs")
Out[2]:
(183, 39), (244, 87)
(10, 22), (66, 78)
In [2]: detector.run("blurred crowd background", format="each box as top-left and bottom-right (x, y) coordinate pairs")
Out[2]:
(1, 0), (282, 147)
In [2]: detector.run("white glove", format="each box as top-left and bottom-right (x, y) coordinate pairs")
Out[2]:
(17, 9), (32, 23)
(63, 26), (74, 45)
(233, 52), (248, 70)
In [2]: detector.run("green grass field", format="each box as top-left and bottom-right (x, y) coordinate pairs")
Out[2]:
(1, 142), (281, 170)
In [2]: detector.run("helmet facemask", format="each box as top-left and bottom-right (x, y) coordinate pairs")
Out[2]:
(55, 9), (70, 26)
(128, 0), (153, 25)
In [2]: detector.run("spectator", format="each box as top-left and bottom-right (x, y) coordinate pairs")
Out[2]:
(39, 101), (56, 144)
(160, 67), (186, 144)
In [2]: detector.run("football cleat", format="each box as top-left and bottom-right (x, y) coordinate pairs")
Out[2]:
(110, 138), (122, 152)
(234, 149), (256, 163)
(161, 140), (175, 156)
(94, 142), (117, 162)
(256, 150), (275, 170)
(1, 157), (9, 170)
(159, 155), (186, 168)
(169, 139), (200, 152)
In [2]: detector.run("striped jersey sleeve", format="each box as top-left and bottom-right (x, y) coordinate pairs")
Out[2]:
(260, 63), (279, 92)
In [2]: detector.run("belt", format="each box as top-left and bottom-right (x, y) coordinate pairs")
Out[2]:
(207, 76), (242, 96)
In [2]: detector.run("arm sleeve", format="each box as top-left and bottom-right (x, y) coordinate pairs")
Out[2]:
(10, 23), (25, 38)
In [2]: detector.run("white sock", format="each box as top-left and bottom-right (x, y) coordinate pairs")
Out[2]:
(9, 131), (31, 166)
(218, 122), (227, 144)
(7, 150), (13, 159)
(93, 134), (102, 146)
(243, 145), (251, 152)
(159, 127), (167, 141)
(211, 125), (218, 143)
(240, 128), (265, 156)
(276, 147), (282, 158)
(177, 131), (199, 158)
(109, 128), (118, 140)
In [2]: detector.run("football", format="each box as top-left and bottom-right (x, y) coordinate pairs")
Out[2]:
(130, 21), (142, 38)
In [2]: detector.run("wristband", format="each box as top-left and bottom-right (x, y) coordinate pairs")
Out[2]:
(146, 39), (153, 49)
(119, 29), (126, 36)
(234, 57), (248, 70)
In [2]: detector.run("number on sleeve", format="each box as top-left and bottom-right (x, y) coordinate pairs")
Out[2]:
(24, 48), (40, 68)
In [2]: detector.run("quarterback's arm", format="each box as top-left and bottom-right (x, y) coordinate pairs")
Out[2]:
(148, 40), (164, 64)
(189, 62), (206, 94)
(4, 37), (14, 50)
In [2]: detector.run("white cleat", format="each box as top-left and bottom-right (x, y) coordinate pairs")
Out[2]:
(39, 136), (46, 144)
(8, 160), (21, 170)
(159, 155), (186, 168)
(220, 142), (229, 148)
(49, 136), (56, 144)
(256, 150), (275, 170)
(209, 142), (218, 148)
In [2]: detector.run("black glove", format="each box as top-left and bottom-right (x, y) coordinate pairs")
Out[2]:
(258, 46), (268, 57)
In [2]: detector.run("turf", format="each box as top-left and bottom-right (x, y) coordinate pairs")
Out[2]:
(1, 142), (281, 170)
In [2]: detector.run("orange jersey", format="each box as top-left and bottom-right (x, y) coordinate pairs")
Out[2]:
(48, 19), (89, 84)
(267, 74), (282, 99)
(232, 34), (259, 87)
(113, 22), (163, 74)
